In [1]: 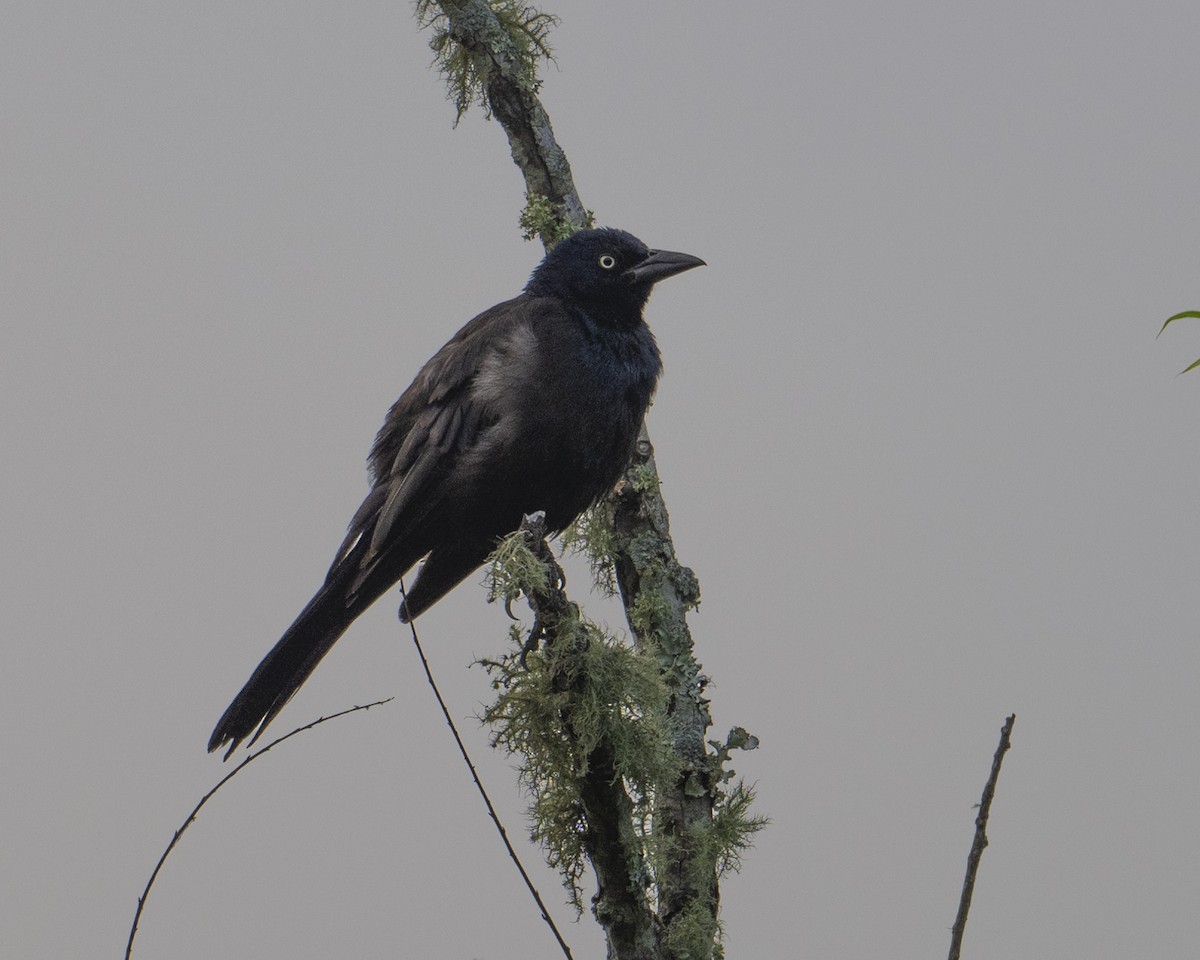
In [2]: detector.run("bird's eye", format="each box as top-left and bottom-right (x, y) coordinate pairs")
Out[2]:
(598, 254), (616, 270)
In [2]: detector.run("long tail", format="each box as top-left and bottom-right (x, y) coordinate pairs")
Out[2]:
(208, 536), (495, 756)
(208, 581), (363, 758)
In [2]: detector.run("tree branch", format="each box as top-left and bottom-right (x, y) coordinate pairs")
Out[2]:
(424, 6), (735, 957)
(436, 0), (589, 240)
(515, 513), (658, 960)
(948, 714), (1016, 960)
(595, 435), (717, 937)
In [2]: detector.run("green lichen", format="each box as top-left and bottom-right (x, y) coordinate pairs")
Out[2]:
(485, 527), (552, 606)
(416, 1), (559, 124)
(482, 516), (765, 956)
(481, 614), (679, 911)
(662, 898), (721, 960)
(561, 506), (619, 596)
(519, 193), (595, 248)
(709, 779), (769, 877)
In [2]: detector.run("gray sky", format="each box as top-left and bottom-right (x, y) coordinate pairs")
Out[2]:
(5, 2), (1200, 957)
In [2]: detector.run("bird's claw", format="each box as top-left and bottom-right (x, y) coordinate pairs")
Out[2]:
(503, 595), (521, 621)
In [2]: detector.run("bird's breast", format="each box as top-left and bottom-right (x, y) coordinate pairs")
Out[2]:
(459, 309), (660, 527)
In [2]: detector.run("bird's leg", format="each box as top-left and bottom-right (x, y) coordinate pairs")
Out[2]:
(517, 512), (569, 666)
(519, 619), (544, 667)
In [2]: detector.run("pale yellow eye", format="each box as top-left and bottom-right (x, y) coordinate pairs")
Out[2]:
(599, 254), (616, 269)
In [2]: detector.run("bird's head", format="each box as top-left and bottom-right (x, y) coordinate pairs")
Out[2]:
(526, 227), (705, 317)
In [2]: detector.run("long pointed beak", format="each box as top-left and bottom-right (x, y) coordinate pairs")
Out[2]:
(625, 248), (706, 285)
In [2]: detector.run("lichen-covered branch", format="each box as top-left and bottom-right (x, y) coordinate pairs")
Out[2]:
(487, 510), (764, 960)
(419, 0), (589, 244)
(592, 436), (720, 947)
(486, 515), (663, 959)
(420, 5), (763, 958)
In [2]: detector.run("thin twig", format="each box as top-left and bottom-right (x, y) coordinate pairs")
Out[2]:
(126, 698), (394, 960)
(948, 713), (1016, 960)
(400, 576), (575, 960)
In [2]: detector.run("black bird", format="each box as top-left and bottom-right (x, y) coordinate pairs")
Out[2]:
(208, 228), (704, 756)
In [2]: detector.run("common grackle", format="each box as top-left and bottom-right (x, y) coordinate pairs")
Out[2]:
(208, 228), (704, 756)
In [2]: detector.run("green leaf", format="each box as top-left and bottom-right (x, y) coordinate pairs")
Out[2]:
(1158, 310), (1200, 374)
(1158, 310), (1200, 338)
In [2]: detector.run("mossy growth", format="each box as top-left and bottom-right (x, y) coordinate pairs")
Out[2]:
(561, 506), (619, 596)
(485, 523), (554, 604)
(483, 529), (767, 944)
(415, 0), (559, 123)
(643, 773), (767, 958)
(662, 899), (723, 960)
(484, 530), (677, 908)
(519, 194), (595, 248)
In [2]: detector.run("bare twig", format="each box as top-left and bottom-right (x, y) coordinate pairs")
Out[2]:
(126, 698), (393, 960)
(401, 574), (575, 960)
(948, 713), (1016, 960)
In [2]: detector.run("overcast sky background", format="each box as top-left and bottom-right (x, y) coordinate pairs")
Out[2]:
(5, 2), (1200, 957)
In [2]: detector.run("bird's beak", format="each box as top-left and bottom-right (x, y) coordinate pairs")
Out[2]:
(625, 248), (706, 285)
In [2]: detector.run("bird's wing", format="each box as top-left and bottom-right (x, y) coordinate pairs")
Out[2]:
(326, 297), (539, 596)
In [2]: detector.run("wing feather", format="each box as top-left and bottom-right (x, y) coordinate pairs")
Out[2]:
(329, 304), (537, 601)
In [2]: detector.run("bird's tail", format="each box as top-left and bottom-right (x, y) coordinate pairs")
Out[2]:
(207, 582), (362, 758)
